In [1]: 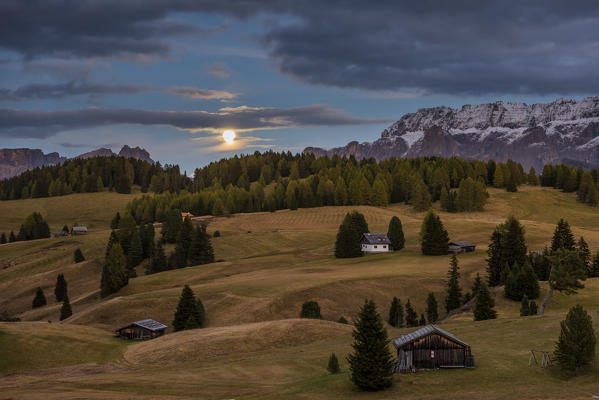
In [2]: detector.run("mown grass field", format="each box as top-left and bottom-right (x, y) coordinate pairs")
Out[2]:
(0, 185), (598, 399)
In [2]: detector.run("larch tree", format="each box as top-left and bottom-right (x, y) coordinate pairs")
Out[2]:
(554, 305), (596, 376)
(445, 255), (462, 313)
(347, 299), (394, 391)
(387, 216), (405, 251)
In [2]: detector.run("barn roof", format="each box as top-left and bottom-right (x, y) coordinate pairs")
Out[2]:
(361, 233), (391, 245)
(117, 319), (167, 332)
(71, 226), (87, 232)
(393, 325), (469, 348)
(449, 241), (474, 247)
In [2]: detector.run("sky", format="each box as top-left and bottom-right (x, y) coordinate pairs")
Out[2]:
(1, 1), (599, 173)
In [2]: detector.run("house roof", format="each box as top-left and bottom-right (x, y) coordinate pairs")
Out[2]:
(393, 324), (470, 348)
(117, 319), (167, 332)
(71, 226), (87, 232)
(361, 233), (391, 245)
(449, 241), (474, 247)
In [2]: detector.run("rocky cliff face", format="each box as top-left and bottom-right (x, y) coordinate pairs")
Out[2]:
(0, 145), (154, 180)
(0, 149), (66, 180)
(305, 96), (599, 170)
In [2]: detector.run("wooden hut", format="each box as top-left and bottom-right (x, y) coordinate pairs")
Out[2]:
(115, 319), (167, 340)
(70, 226), (88, 235)
(393, 325), (474, 372)
(448, 241), (475, 254)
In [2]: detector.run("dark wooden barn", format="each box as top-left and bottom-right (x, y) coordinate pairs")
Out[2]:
(393, 325), (474, 372)
(115, 319), (167, 340)
(448, 241), (476, 254)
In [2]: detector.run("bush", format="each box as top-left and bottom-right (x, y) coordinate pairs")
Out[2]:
(300, 301), (322, 319)
(338, 316), (349, 324)
(32, 287), (47, 309)
(213, 230), (221, 237)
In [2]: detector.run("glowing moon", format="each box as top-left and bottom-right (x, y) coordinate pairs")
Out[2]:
(222, 129), (236, 144)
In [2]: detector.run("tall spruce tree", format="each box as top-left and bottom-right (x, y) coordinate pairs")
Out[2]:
(334, 211), (369, 258)
(146, 242), (168, 274)
(327, 353), (340, 374)
(471, 273), (483, 299)
(387, 216), (405, 251)
(420, 210), (449, 255)
(54, 273), (68, 302)
(172, 285), (202, 332)
(127, 230), (143, 276)
(503, 261), (540, 301)
(347, 299), (394, 391)
(388, 297), (404, 327)
(520, 294), (531, 316)
(105, 230), (119, 258)
(9, 231), (15, 243)
(501, 216), (527, 268)
(426, 292), (439, 323)
(60, 294), (72, 321)
(32, 287), (47, 308)
(0, 233), (6, 244)
(554, 305), (596, 375)
(591, 251), (599, 278)
(300, 301), (322, 319)
(100, 243), (128, 297)
(473, 281), (497, 321)
(140, 223), (155, 259)
(445, 255), (462, 313)
(188, 225), (215, 265)
(487, 228), (503, 286)
(576, 236), (591, 276)
(110, 212), (121, 229)
(551, 219), (576, 252)
(179, 216), (194, 256)
(405, 299), (418, 327)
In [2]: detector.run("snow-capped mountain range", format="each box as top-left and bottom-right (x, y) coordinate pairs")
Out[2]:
(305, 96), (599, 170)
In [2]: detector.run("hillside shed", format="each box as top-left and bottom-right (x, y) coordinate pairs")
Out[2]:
(53, 231), (68, 237)
(116, 319), (167, 340)
(70, 226), (88, 235)
(393, 325), (474, 372)
(181, 212), (194, 220)
(360, 233), (391, 253)
(448, 241), (475, 254)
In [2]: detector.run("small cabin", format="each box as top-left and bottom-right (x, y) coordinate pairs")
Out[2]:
(394, 325), (474, 372)
(116, 319), (167, 340)
(360, 233), (391, 253)
(53, 231), (68, 237)
(181, 212), (194, 220)
(448, 241), (475, 254)
(70, 226), (88, 235)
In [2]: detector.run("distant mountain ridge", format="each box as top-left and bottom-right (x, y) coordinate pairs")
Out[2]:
(305, 96), (599, 170)
(0, 145), (154, 180)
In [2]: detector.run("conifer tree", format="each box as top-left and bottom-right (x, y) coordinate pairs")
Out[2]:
(172, 285), (202, 331)
(425, 292), (438, 323)
(539, 249), (587, 314)
(327, 353), (340, 373)
(100, 243), (128, 297)
(419, 313), (426, 326)
(591, 251), (599, 278)
(503, 261), (540, 301)
(60, 294), (72, 321)
(445, 255), (462, 313)
(54, 273), (67, 302)
(188, 225), (215, 265)
(473, 281), (496, 321)
(32, 287), (47, 308)
(551, 219), (576, 252)
(162, 209), (183, 243)
(412, 181), (432, 211)
(73, 248), (85, 263)
(520, 294), (530, 316)
(576, 236), (591, 276)
(184, 316), (200, 330)
(117, 212), (137, 253)
(493, 166), (504, 187)
(110, 212), (121, 229)
(105, 230), (119, 258)
(347, 299), (394, 391)
(171, 243), (188, 269)
(9, 231), (15, 242)
(146, 242), (168, 274)
(0, 233), (6, 244)
(387, 216), (405, 251)
(501, 216), (527, 268)
(388, 296), (404, 327)
(127, 231), (143, 276)
(529, 300), (538, 315)
(334, 211), (369, 258)
(140, 223), (155, 259)
(405, 299), (418, 327)
(300, 301), (322, 319)
(471, 273), (483, 299)
(554, 305), (596, 375)
(196, 297), (206, 328)
(420, 210), (449, 255)
(527, 167), (539, 185)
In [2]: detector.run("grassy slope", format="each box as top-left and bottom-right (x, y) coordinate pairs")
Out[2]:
(0, 186), (598, 399)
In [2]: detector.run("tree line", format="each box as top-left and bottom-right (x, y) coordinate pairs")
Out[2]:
(541, 163), (599, 206)
(0, 156), (189, 200)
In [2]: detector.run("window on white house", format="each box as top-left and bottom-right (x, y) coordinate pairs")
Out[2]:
(374, 245), (377, 248)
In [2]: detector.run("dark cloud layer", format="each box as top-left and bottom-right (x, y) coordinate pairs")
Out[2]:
(0, 82), (237, 101)
(0, 105), (390, 138)
(2, 1), (599, 95)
